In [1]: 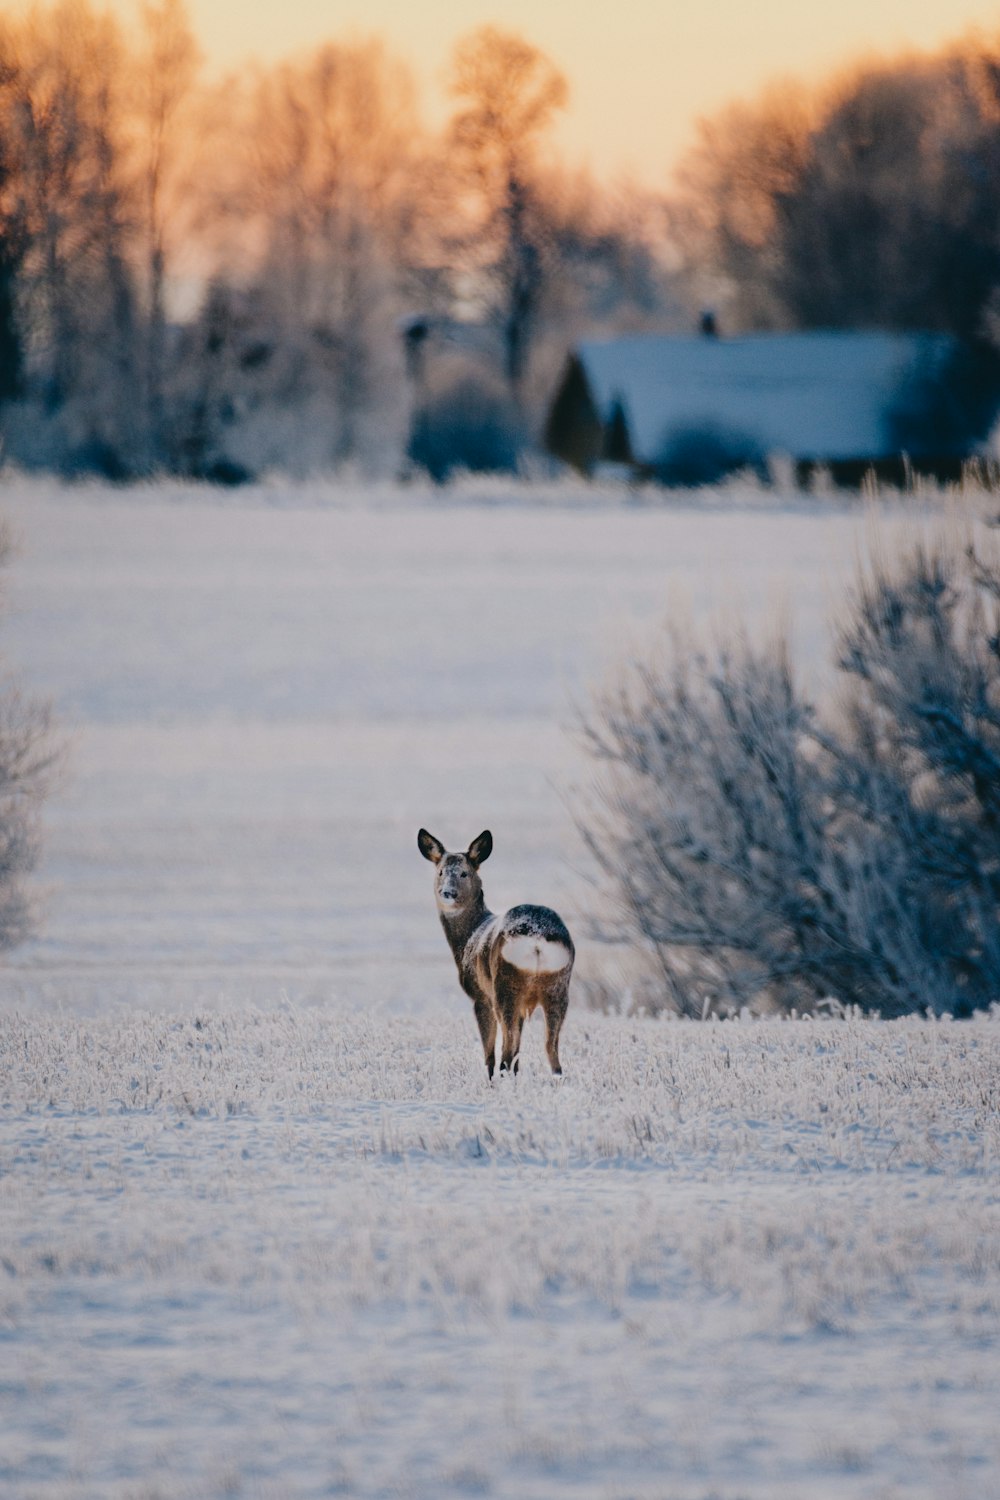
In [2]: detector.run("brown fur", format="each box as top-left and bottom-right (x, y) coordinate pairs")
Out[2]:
(418, 828), (573, 1077)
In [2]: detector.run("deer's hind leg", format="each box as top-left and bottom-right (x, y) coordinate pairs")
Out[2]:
(499, 1011), (525, 1075)
(496, 974), (526, 1076)
(543, 993), (568, 1075)
(473, 997), (498, 1079)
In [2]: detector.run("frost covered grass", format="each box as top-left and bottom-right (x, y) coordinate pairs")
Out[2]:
(2, 1008), (999, 1499)
(1, 479), (999, 1497)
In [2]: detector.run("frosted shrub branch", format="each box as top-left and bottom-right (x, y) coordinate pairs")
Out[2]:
(0, 535), (58, 950)
(581, 534), (1000, 1017)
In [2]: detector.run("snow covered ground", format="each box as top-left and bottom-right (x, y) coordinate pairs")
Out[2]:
(1, 476), (998, 1499)
(0, 475), (933, 1010)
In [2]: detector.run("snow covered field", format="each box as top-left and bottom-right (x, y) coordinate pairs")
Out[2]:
(1, 477), (998, 1498)
(0, 476), (933, 1010)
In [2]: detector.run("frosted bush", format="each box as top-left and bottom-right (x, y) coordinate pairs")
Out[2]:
(581, 527), (1000, 1016)
(0, 522), (58, 947)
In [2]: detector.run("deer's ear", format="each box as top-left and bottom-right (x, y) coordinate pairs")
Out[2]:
(418, 828), (446, 864)
(467, 829), (493, 868)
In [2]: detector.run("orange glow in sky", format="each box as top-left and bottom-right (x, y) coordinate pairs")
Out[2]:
(119, 0), (1000, 183)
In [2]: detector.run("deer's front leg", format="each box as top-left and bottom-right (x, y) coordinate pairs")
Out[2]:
(473, 997), (497, 1079)
(497, 985), (525, 1076)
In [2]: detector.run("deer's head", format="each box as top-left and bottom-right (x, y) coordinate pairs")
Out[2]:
(418, 828), (492, 914)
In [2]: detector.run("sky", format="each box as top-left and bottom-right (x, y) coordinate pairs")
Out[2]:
(125, 0), (1000, 184)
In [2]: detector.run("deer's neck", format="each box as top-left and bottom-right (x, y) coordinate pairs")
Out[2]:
(440, 892), (491, 967)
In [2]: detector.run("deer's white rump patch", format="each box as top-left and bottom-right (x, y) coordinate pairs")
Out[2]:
(501, 934), (572, 974)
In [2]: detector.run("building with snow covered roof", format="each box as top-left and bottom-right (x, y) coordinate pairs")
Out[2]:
(544, 330), (1000, 486)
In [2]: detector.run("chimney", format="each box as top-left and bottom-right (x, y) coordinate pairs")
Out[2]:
(398, 314), (431, 383)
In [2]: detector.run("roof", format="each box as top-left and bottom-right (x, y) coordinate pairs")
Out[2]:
(574, 331), (957, 463)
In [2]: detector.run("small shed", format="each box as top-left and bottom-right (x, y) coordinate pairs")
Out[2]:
(544, 331), (996, 485)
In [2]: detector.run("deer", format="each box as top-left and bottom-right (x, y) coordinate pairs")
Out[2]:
(418, 828), (573, 1078)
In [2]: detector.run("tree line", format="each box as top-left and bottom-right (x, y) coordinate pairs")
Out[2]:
(1, 4), (999, 481)
(673, 36), (1000, 341)
(0, 2), (675, 480)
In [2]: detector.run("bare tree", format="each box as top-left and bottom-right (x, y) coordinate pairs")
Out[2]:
(446, 25), (567, 402)
(672, 41), (1000, 340)
(671, 81), (815, 330)
(545, 172), (679, 334)
(0, 2), (145, 471)
(133, 0), (200, 460)
(192, 37), (420, 470)
(0, 32), (26, 409)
